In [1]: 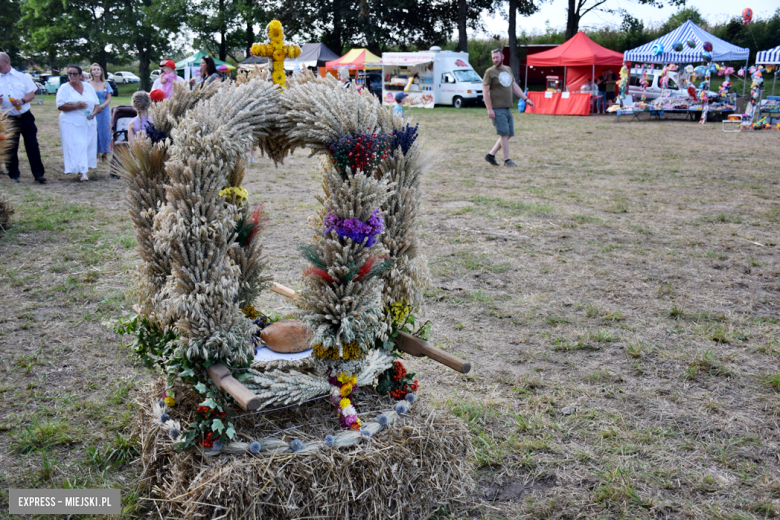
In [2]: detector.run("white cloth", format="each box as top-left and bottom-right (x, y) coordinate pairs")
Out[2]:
(151, 74), (183, 91)
(253, 346), (312, 362)
(56, 81), (99, 174)
(0, 67), (37, 115)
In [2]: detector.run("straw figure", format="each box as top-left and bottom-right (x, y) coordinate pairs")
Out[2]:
(0, 112), (14, 231)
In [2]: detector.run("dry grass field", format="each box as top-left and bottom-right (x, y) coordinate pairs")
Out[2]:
(0, 100), (778, 519)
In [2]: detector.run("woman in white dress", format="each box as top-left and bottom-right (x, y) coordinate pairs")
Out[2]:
(56, 64), (99, 181)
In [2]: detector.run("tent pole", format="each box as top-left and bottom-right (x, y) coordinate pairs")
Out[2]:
(773, 70), (776, 96)
(525, 65), (528, 92)
(742, 57), (748, 98)
(564, 66), (567, 91)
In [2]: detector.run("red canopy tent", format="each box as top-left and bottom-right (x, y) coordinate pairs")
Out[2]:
(525, 31), (623, 92)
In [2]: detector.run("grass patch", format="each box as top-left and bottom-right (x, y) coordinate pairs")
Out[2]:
(469, 195), (554, 216)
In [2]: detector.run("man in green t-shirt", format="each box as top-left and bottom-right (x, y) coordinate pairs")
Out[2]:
(483, 48), (533, 167)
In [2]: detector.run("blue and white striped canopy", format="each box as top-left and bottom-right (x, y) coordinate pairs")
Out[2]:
(624, 20), (749, 64)
(756, 45), (780, 65)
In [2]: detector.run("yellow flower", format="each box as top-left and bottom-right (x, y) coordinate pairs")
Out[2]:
(272, 41), (283, 51)
(272, 49), (285, 62)
(272, 71), (286, 85)
(337, 372), (351, 384)
(386, 301), (411, 327)
(293, 46), (301, 58)
(250, 43), (262, 56)
(340, 383), (353, 397)
(241, 305), (259, 319)
(164, 396), (176, 407)
(273, 62), (284, 72)
(268, 27), (283, 41)
(339, 398), (350, 409)
(312, 341), (365, 361)
(268, 19), (282, 30)
(219, 186), (248, 203)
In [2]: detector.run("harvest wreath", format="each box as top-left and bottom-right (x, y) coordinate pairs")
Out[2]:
(117, 24), (473, 516)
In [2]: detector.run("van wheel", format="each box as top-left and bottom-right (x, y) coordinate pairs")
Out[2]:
(452, 96), (463, 109)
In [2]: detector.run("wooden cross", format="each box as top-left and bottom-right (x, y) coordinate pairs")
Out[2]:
(250, 20), (300, 88)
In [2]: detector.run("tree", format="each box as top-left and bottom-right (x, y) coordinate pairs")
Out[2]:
(503, 0), (541, 87)
(18, 0), (125, 70)
(453, 0), (497, 52)
(270, 0), (458, 55)
(116, 0), (188, 91)
(0, 0), (22, 63)
(565, 0), (686, 41)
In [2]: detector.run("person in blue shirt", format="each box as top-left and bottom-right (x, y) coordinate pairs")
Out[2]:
(393, 92), (408, 118)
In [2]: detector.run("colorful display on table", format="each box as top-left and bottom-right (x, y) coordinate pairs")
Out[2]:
(618, 65), (628, 98)
(250, 20), (301, 88)
(742, 8), (753, 25)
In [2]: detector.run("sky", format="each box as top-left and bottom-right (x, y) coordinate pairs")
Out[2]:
(479, 0), (778, 36)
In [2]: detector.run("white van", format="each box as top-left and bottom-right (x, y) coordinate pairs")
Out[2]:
(381, 48), (483, 108)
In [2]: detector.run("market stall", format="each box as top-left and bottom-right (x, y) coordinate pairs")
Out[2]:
(756, 44), (779, 95)
(325, 48), (381, 71)
(176, 51), (235, 73)
(238, 55), (268, 71)
(619, 21), (748, 123)
(524, 32), (623, 116)
(285, 42), (340, 75)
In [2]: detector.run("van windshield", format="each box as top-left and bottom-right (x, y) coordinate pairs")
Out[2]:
(453, 69), (481, 83)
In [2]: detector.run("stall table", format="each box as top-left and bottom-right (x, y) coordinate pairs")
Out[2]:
(525, 91), (591, 116)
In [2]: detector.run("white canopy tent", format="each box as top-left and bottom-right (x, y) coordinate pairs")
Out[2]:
(756, 44), (780, 95)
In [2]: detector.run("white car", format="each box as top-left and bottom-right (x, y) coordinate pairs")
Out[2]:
(112, 71), (140, 84)
(107, 72), (114, 81)
(150, 70), (161, 82)
(628, 69), (717, 100)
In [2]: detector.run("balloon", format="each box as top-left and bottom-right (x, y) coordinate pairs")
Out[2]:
(694, 65), (706, 77)
(672, 41), (683, 52)
(685, 65), (694, 74)
(686, 38), (697, 48)
(742, 8), (753, 25)
(702, 51), (712, 62)
(652, 43), (664, 56)
(703, 41), (713, 52)
(517, 98), (526, 113)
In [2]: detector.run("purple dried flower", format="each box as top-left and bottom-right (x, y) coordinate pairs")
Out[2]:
(212, 440), (224, 450)
(377, 414), (389, 427)
(360, 429), (372, 439)
(249, 441), (262, 454)
(168, 428), (180, 440)
(160, 413), (170, 424)
(290, 439), (303, 452)
(404, 392), (417, 403)
(324, 209), (385, 247)
(395, 402), (408, 415)
(324, 435), (335, 447)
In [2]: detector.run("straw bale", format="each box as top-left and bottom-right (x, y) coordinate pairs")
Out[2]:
(135, 378), (475, 519)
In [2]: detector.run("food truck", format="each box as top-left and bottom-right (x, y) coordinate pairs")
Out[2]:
(380, 47), (483, 108)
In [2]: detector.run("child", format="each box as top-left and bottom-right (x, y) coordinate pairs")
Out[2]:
(127, 91), (151, 144)
(394, 92), (408, 118)
(158, 60), (178, 99)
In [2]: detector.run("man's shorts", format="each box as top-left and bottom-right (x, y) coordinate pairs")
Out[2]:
(492, 108), (514, 137)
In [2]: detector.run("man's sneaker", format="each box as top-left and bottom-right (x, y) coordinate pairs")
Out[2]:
(504, 159), (518, 167)
(34, 177), (47, 184)
(484, 153), (499, 166)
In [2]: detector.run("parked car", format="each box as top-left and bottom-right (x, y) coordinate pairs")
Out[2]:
(107, 78), (119, 97)
(358, 72), (382, 99)
(628, 69), (717, 101)
(112, 71), (140, 84)
(44, 75), (67, 94)
(150, 69), (161, 82)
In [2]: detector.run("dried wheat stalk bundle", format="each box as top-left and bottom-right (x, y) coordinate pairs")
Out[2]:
(116, 138), (170, 318)
(149, 80), (221, 137)
(152, 78), (282, 363)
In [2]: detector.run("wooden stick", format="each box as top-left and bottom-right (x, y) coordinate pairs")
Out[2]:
(395, 331), (471, 374)
(269, 282), (473, 373)
(206, 363), (261, 411)
(270, 282), (298, 300)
